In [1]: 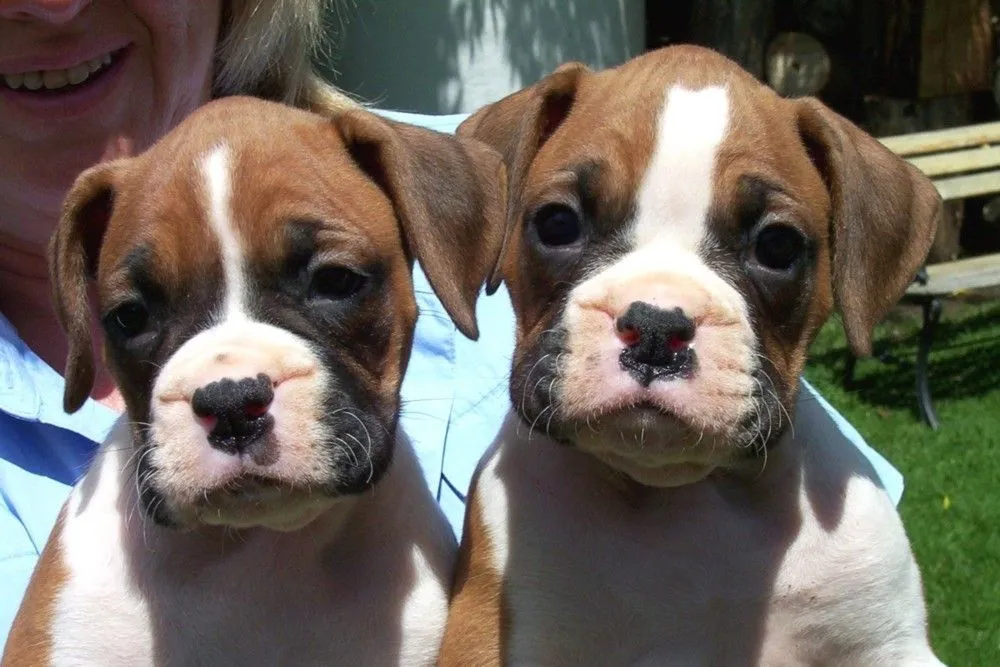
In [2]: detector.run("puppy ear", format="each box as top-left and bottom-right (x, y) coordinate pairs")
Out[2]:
(333, 110), (507, 340)
(48, 160), (123, 413)
(458, 62), (590, 291)
(796, 98), (941, 357)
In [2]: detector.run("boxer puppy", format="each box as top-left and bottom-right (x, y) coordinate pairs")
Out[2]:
(441, 45), (944, 666)
(2, 96), (505, 666)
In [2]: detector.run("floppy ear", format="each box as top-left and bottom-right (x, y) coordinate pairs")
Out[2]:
(48, 160), (124, 413)
(457, 61), (590, 292)
(796, 98), (941, 357)
(332, 110), (507, 340)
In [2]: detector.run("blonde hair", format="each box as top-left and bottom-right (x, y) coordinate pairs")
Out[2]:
(214, 0), (356, 115)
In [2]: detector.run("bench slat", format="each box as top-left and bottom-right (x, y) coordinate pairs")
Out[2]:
(907, 146), (1000, 178)
(907, 254), (1000, 297)
(880, 121), (1000, 157)
(931, 171), (1000, 201)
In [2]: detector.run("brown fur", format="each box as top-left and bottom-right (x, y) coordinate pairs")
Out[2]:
(439, 470), (506, 666)
(2, 512), (68, 667)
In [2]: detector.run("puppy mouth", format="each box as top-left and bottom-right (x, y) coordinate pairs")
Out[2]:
(515, 327), (779, 451)
(602, 401), (683, 427)
(556, 401), (692, 441)
(191, 475), (335, 530)
(205, 473), (288, 500)
(190, 474), (299, 517)
(563, 402), (739, 487)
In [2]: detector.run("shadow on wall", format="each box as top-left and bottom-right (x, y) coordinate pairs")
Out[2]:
(320, 0), (645, 114)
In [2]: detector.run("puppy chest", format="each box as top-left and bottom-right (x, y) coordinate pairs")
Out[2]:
(492, 469), (904, 665)
(496, 502), (779, 662)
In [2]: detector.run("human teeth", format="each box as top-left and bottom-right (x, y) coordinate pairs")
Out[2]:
(2, 51), (116, 91)
(23, 72), (43, 90)
(67, 63), (90, 85)
(43, 69), (68, 89)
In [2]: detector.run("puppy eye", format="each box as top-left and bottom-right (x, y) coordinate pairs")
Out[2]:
(533, 204), (582, 247)
(106, 301), (149, 339)
(752, 224), (805, 272)
(309, 265), (368, 300)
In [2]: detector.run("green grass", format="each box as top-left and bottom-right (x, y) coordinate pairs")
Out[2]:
(804, 300), (1000, 664)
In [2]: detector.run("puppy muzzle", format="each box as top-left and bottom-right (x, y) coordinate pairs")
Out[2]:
(136, 319), (384, 529)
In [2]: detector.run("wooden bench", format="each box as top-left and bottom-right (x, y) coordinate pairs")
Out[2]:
(845, 122), (1000, 429)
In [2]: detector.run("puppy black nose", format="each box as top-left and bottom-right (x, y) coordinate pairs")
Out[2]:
(192, 373), (274, 455)
(616, 302), (696, 385)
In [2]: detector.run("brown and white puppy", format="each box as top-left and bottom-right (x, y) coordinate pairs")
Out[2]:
(2, 96), (506, 666)
(441, 45), (944, 666)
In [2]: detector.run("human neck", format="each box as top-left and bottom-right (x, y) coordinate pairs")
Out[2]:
(0, 228), (123, 412)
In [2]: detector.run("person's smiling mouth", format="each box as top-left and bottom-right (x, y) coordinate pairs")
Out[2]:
(2, 47), (128, 96)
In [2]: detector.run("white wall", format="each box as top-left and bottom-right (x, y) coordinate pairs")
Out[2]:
(323, 0), (647, 114)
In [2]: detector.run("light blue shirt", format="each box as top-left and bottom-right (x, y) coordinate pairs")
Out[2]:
(0, 111), (903, 651)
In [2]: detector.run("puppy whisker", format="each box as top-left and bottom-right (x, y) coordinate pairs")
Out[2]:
(520, 353), (552, 415)
(333, 436), (359, 467)
(528, 404), (553, 442)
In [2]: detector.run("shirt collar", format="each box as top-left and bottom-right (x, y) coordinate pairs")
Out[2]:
(0, 312), (117, 443)
(372, 110), (469, 134)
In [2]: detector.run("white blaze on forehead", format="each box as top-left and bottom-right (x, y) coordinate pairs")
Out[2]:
(632, 85), (731, 250)
(200, 144), (248, 322)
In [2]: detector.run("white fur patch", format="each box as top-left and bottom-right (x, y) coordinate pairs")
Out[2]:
(200, 144), (247, 322)
(399, 543), (452, 663)
(483, 409), (943, 664)
(144, 145), (335, 521)
(553, 83), (757, 460)
(476, 449), (510, 573)
(50, 421), (456, 665)
(54, 420), (155, 665)
(632, 85), (730, 250)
